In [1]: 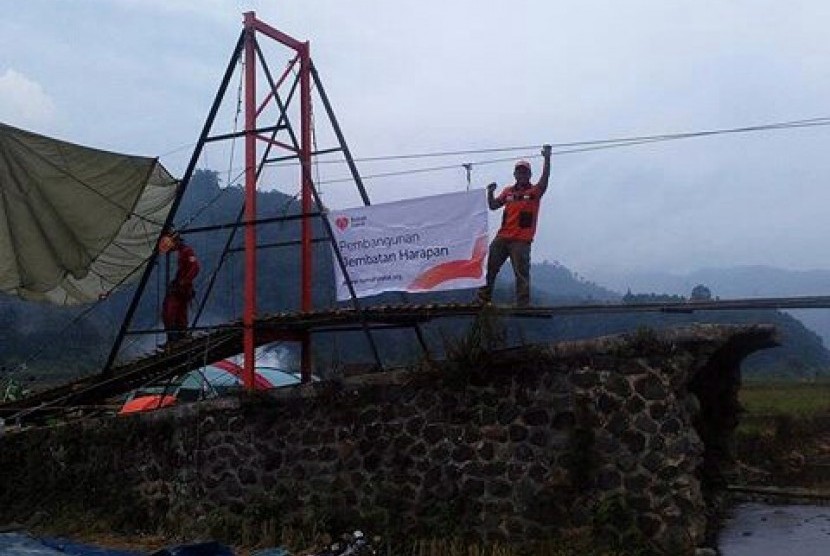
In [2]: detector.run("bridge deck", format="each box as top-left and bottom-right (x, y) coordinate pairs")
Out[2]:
(4, 295), (830, 424)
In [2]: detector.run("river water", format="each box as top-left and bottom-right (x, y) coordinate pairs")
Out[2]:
(719, 502), (830, 555)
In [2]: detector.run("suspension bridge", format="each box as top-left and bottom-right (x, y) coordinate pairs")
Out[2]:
(5, 295), (830, 425)
(3, 12), (830, 427)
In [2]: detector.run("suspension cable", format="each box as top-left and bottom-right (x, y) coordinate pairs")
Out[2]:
(268, 115), (830, 167)
(226, 54), (245, 194)
(186, 115), (830, 186)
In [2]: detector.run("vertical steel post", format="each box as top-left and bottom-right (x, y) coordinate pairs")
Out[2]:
(299, 42), (313, 382)
(243, 12), (257, 390)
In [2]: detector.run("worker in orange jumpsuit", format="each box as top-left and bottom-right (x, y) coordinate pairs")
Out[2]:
(476, 144), (552, 307)
(159, 229), (200, 346)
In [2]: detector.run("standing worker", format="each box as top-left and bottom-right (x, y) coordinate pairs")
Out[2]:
(159, 228), (200, 346)
(476, 144), (552, 307)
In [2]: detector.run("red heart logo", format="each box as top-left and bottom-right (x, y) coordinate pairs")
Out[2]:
(335, 217), (349, 231)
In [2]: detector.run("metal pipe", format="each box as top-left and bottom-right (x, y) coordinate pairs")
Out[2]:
(205, 124), (286, 143)
(265, 147), (342, 163)
(243, 12), (257, 391)
(300, 42), (314, 381)
(181, 212), (323, 235)
(227, 237), (328, 254)
(310, 63), (371, 206)
(306, 177), (384, 372)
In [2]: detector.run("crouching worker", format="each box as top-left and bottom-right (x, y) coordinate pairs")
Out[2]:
(159, 228), (200, 346)
(476, 144), (552, 307)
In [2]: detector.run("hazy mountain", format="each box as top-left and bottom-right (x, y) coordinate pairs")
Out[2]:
(592, 265), (830, 347)
(594, 265), (830, 298)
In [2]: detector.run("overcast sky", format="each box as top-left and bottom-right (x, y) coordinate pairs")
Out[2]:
(3, 1), (830, 283)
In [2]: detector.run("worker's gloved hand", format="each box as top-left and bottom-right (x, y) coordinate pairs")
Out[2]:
(487, 182), (498, 193)
(541, 144), (552, 157)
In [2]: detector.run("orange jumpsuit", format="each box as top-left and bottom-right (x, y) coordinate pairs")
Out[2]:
(162, 243), (200, 343)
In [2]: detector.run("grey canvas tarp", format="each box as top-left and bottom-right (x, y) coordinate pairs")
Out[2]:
(0, 123), (177, 305)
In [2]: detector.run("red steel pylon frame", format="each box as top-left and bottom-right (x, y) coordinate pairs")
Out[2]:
(105, 11), (402, 386)
(242, 12), (315, 389)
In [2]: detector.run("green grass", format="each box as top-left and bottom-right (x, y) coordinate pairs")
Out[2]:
(735, 381), (830, 484)
(740, 380), (830, 417)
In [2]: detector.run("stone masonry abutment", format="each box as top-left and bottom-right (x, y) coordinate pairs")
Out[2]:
(0, 324), (776, 554)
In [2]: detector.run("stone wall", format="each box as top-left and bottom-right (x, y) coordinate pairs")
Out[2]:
(0, 324), (775, 554)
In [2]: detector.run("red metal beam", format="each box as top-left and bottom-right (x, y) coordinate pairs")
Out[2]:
(255, 91), (275, 118)
(252, 16), (305, 51)
(243, 12), (257, 391)
(256, 134), (296, 151)
(255, 55), (299, 118)
(299, 41), (313, 383)
(242, 12), (315, 384)
(275, 56), (300, 89)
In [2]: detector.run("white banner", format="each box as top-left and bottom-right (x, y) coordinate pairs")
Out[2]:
(328, 189), (488, 300)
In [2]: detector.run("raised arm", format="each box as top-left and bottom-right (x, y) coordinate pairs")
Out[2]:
(537, 144), (552, 196)
(486, 182), (503, 210)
